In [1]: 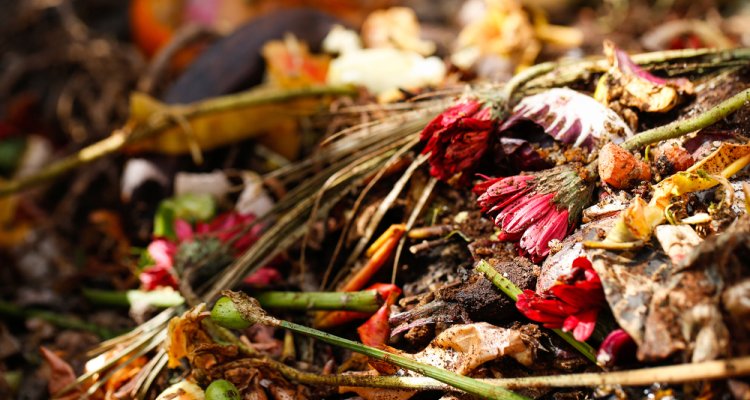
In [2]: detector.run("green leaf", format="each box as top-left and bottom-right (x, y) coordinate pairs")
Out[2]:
(0, 137), (26, 177)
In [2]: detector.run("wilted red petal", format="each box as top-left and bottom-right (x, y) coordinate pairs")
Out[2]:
(613, 45), (692, 91)
(516, 290), (568, 328)
(147, 239), (176, 267)
(357, 304), (391, 347)
(420, 99), (495, 183)
(443, 128), (492, 174)
(498, 193), (555, 238)
(519, 206), (568, 263)
(243, 266), (282, 286)
(472, 174), (504, 195)
(357, 283), (402, 346)
(550, 257), (605, 309)
(597, 329), (637, 367)
(517, 255), (607, 342)
(563, 308), (599, 341)
(487, 189), (533, 216)
(174, 219), (194, 241)
(475, 175), (534, 211)
(368, 283), (402, 303)
(140, 263), (178, 290)
(419, 101), (481, 143)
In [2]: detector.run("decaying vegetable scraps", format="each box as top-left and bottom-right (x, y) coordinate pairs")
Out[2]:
(11, 3), (750, 398)
(62, 45), (750, 400)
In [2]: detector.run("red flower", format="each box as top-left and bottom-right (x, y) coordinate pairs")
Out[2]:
(516, 257), (605, 341)
(475, 166), (593, 262)
(420, 99), (495, 183)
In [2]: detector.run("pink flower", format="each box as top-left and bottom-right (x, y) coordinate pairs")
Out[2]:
(177, 211), (262, 254)
(420, 99), (495, 183)
(474, 166), (593, 262)
(516, 257), (606, 341)
(242, 266), (282, 286)
(140, 239), (178, 290)
(140, 211), (265, 291)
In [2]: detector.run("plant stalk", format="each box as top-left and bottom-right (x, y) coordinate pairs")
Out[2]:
(262, 356), (750, 390)
(475, 260), (598, 364)
(0, 84), (357, 197)
(212, 292), (528, 400)
(622, 88), (750, 150)
(0, 300), (118, 339)
(82, 288), (185, 308)
(254, 290), (382, 312)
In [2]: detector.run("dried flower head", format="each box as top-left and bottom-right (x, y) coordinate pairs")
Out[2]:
(420, 99), (497, 183)
(475, 165), (593, 262)
(140, 211), (266, 290)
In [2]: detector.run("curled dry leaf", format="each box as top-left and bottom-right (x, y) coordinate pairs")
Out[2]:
(412, 322), (533, 375)
(40, 346), (82, 400)
(341, 323), (532, 400)
(598, 41), (694, 113)
(167, 305), (238, 370)
(501, 88), (633, 150)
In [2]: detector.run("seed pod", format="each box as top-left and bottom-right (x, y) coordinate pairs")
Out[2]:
(210, 297), (250, 330)
(205, 380), (241, 400)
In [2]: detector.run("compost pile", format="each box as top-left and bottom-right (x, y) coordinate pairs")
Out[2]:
(2, 1), (750, 399)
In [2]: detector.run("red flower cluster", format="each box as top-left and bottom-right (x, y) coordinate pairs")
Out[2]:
(516, 257), (605, 341)
(174, 211), (262, 254)
(140, 211), (271, 290)
(474, 166), (590, 262)
(420, 99), (495, 183)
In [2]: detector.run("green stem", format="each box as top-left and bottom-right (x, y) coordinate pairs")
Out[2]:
(82, 288), (129, 306)
(277, 322), (524, 400)
(212, 292), (528, 400)
(82, 288), (185, 308)
(0, 84), (357, 197)
(475, 260), (523, 301)
(523, 48), (750, 95)
(0, 300), (118, 339)
(254, 290), (382, 312)
(622, 88), (750, 151)
(475, 260), (598, 364)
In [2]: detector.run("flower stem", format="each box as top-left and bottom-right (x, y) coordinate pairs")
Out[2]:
(0, 300), (118, 339)
(475, 260), (598, 364)
(254, 290), (382, 312)
(259, 356), (750, 390)
(212, 292), (528, 400)
(82, 288), (185, 308)
(0, 84), (357, 197)
(621, 88), (750, 151)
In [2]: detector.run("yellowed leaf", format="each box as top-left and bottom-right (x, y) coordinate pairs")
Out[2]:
(124, 91), (326, 159)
